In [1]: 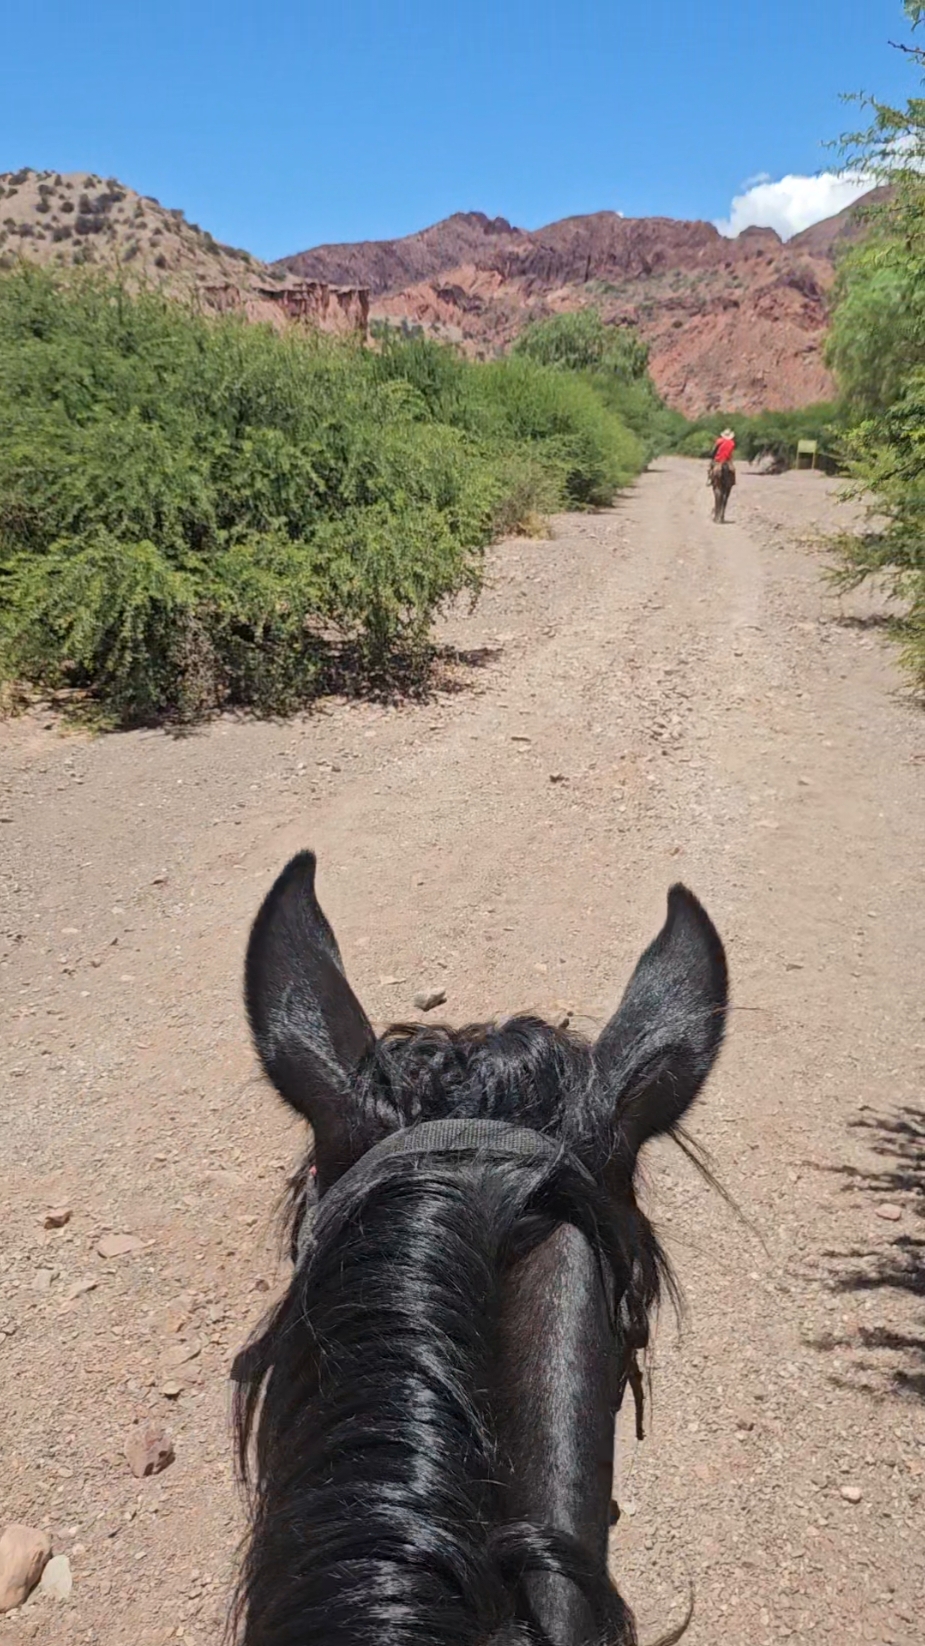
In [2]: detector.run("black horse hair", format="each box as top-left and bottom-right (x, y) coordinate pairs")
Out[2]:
(232, 1017), (671, 1646)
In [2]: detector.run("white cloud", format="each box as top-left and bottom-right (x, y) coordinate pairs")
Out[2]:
(715, 171), (873, 240)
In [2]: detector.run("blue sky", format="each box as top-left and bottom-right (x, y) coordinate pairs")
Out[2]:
(0, 1), (918, 259)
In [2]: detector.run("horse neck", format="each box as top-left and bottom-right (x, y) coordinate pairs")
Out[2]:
(238, 1157), (638, 1646)
(497, 1222), (634, 1646)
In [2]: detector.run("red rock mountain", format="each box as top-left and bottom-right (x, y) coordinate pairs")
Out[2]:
(276, 195), (880, 415)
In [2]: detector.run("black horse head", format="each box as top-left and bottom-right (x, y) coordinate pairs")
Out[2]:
(233, 851), (727, 1646)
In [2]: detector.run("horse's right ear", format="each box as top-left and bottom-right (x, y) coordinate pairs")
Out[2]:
(244, 853), (375, 1187)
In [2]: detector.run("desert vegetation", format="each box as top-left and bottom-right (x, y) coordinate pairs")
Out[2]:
(0, 267), (646, 725)
(672, 403), (844, 469)
(823, 0), (925, 692)
(0, 166), (259, 288)
(513, 307), (688, 458)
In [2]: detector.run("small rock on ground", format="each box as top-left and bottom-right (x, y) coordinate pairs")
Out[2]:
(413, 988), (447, 1012)
(0, 1525), (53, 1612)
(125, 1423), (175, 1479)
(97, 1233), (145, 1258)
(39, 1554), (72, 1601)
(42, 1207), (71, 1229)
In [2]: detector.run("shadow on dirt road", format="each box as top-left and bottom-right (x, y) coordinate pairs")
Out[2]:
(810, 1106), (925, 1401)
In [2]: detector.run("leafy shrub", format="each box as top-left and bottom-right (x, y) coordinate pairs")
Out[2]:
(825, 0), (925, 692)
(464, 355), (644, 504)
(371, 331), (644, 504)
(511, 308), (684, 460)
(0, 267), (646, 723)
(514, 308), (650, 380)
(672, 404), (843, 469)
(584, 372), (689, 462)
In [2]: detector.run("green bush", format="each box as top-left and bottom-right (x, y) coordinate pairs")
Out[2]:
(671, 404), (844, 468)
(584, 372), (689, 461)
(513, 307), (650, 380)
(511, 307), (685, 460)
(462, 356), (644, 504)
(825, 0), (925, 692)
(370, 328), (644, 503)
(0, 267), (646, 723)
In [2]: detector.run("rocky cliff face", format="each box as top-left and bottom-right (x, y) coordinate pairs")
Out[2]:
(254, 281), (370, 334)
(277, 196), (880, 414)
(275, 211), (528, 294)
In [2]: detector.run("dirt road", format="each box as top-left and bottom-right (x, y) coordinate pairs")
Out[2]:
(1, 457), (923, 1645)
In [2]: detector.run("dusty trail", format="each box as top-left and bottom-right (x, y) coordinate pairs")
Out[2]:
(1, 458), (923, 1646)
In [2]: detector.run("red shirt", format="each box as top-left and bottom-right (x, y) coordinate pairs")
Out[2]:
(714, 437), (735, 464)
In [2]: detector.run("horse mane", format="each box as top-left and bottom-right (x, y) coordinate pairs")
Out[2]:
(232, 1017), (668, 1646)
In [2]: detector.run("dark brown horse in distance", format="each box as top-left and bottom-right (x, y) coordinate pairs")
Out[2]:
(709, 427), (736, 522)
(710, 460), (735, 522)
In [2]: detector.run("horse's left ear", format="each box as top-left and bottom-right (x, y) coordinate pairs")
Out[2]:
(245, 852), (376, 1187)
(595, 886), (727, 1161)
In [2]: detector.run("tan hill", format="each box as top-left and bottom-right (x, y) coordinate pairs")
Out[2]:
(0, 166), (269, 287)
(277, 194), (883, 415)
(0, 167), (368, 334)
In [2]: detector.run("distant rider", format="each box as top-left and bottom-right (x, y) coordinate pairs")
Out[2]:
(709, 427), (736, 486)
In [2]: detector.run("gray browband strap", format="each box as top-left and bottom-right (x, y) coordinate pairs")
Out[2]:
(345, 1116), (568, 1168)
(296, 1117), (592, 1265)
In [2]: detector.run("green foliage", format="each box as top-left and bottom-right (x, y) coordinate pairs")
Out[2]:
(826, 0), (925, 691)
(587, 373), (690, 462)
(512, 308), (685, 460)
(462, 356), (645, 504)
(513, 308), (650, 381)
(672, 404), (844, 468)
(0, 267), (646, 723)
(370, 328), (644, 504)
(826, 261), (920, 416)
